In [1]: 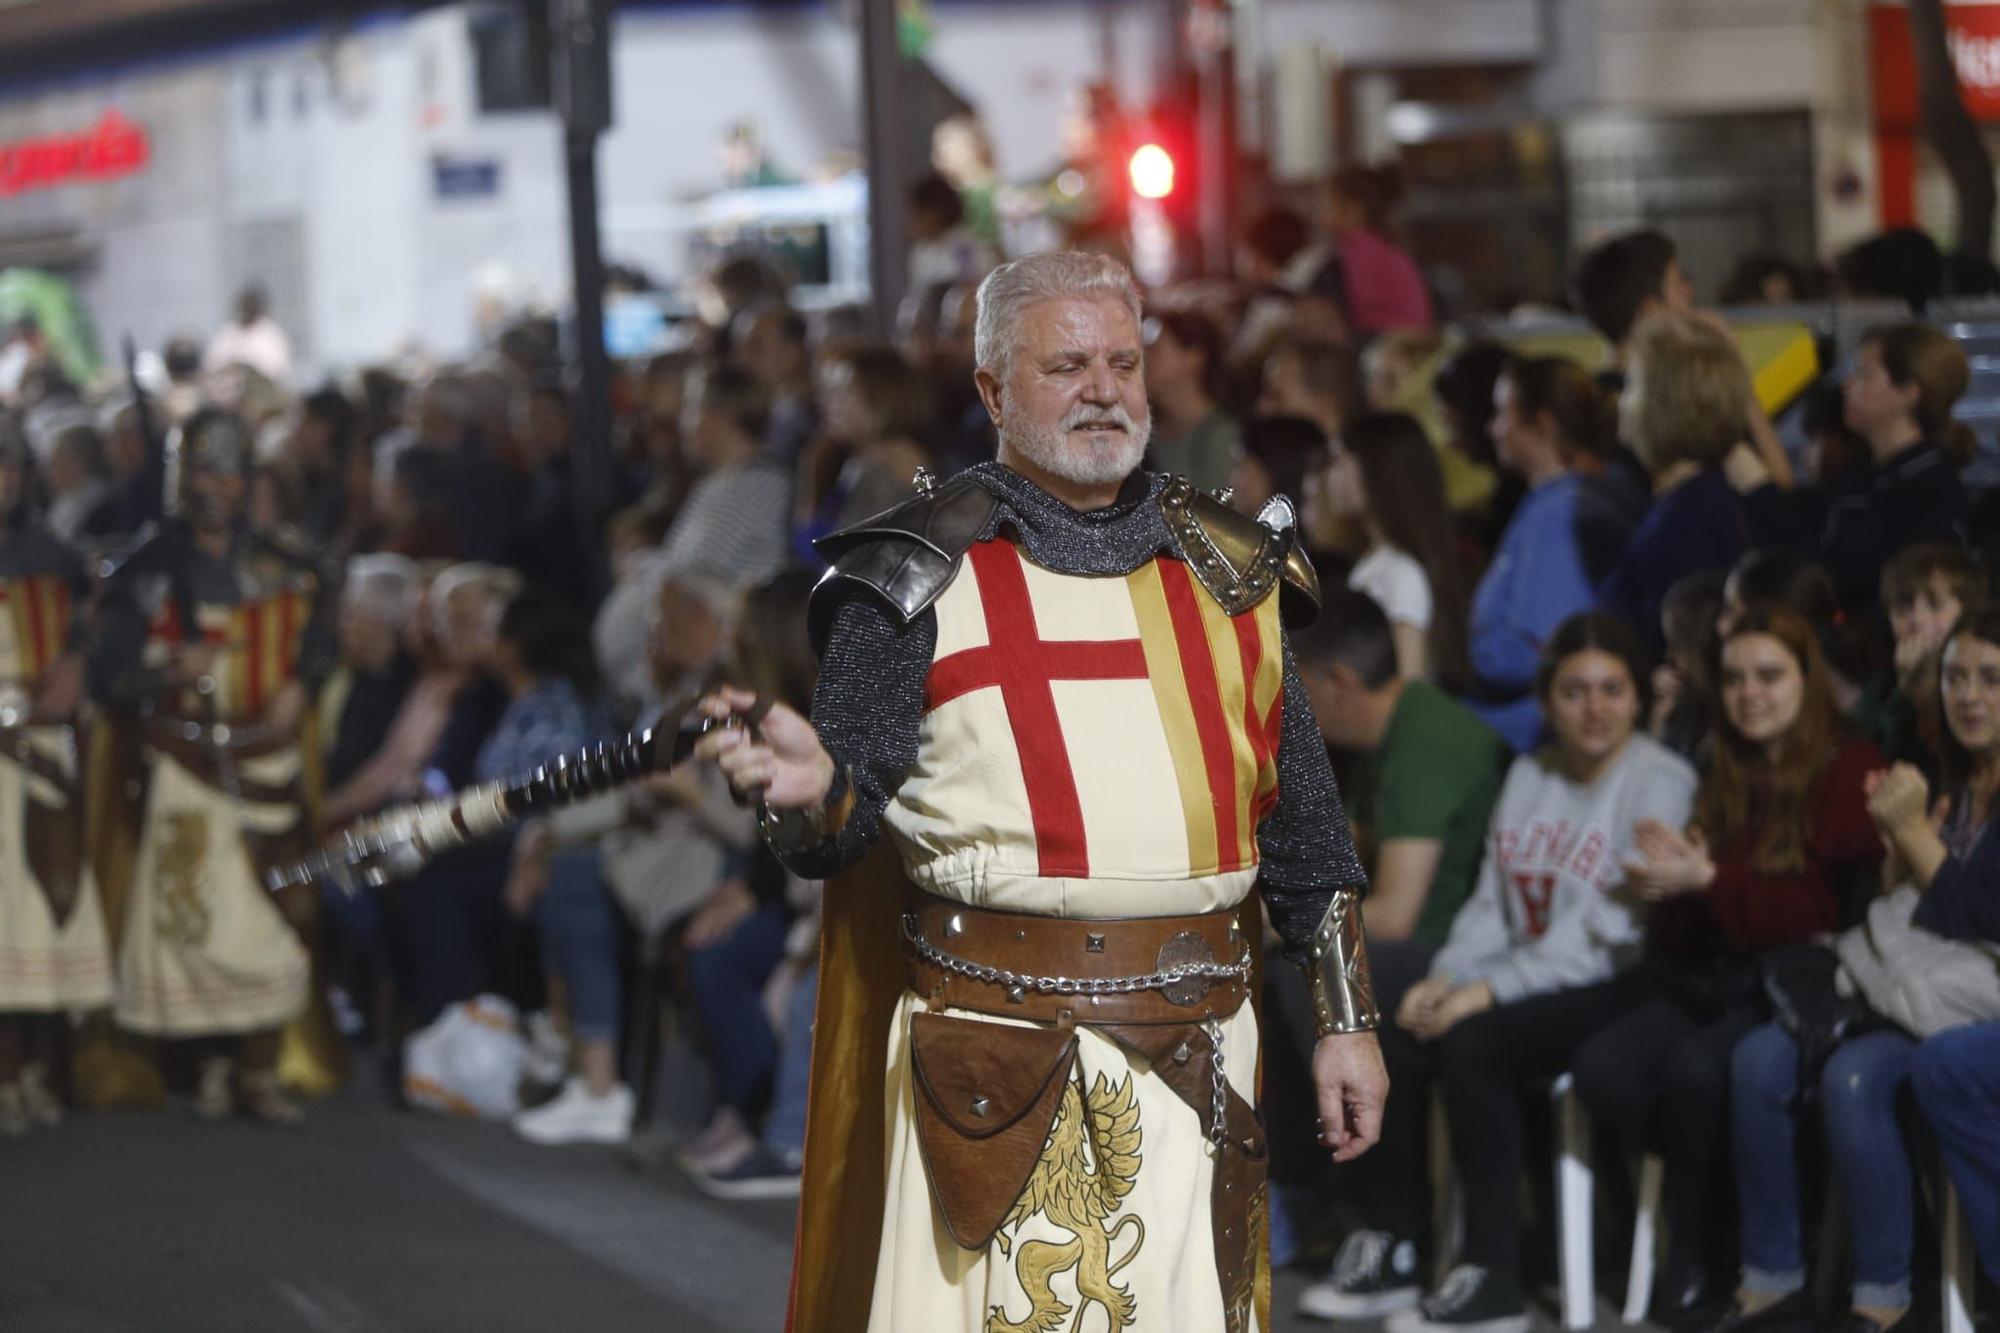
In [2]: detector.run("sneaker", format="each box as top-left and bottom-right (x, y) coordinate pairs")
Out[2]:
(194, 1056), (235, 1121)
(512, 1078), (633, 1146)
(677, 1105), (755, 1173)
(18, 1065), (62, 1129)
(1385, 1266), (1530, 1333)
(688, 1142), (803, 1201)
(239, 1071), (304, 1126)
(0, 1083), (30, 1138)
(1694, 1290), (1815, 1333)
(1298, 1230), (1423, 1321)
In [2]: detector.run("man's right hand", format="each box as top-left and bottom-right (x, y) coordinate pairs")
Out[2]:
(693, 685), (835, 810)
(170, 643), (221, 686)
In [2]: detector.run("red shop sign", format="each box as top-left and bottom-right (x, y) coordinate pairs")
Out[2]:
(1870, 1), (2000, 127)
(0, 109), (150, 198)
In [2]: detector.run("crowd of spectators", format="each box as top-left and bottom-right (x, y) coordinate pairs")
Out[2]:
(2, 179), (1998, 1331)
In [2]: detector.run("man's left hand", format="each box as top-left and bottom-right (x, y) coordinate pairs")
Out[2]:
(1312, 1031), (1388, 1163)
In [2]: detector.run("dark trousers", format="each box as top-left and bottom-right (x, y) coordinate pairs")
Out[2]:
(1571, 990), (1765, 1272)
(684, 902), (789, 1114)
(1320, 940), (1439, 1242)
(1439, 980), (1645, 1299)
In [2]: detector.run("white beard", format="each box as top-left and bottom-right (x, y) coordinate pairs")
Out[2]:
(1000, 397), (1152, 487)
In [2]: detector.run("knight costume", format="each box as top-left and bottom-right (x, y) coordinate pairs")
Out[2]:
(88, 409), (334, 1110)
(776, 461), (1377, 1333)
(0, 424), (113, 1118)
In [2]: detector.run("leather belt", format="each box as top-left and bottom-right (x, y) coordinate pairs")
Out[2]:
(901, 891), (1250, 1026)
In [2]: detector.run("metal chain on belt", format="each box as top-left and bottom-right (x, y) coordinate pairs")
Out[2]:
(902, 914), (1251, 1000)
(1206, 1017), (1228, 1149)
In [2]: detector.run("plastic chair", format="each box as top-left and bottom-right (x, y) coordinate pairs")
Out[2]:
(1552, 1073), (1595, 1331)
(1622, 1153), (1666, 1324)
(1942, 1176), (1978, 1333)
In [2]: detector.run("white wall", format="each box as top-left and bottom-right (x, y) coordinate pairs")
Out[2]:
(0, 0), (1575, 373)
(0, 64), (230, 361)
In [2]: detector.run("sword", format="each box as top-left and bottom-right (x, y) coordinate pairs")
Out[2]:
(267, 698), (768, 897)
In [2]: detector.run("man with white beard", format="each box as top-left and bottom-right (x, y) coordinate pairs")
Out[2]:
(696, 250), (1387, 1333)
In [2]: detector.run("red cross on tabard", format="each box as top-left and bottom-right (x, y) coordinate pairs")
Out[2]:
(923, 540), (1150, 878)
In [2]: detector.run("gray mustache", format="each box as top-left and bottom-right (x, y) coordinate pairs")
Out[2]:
(1062, 406), (1136, 432)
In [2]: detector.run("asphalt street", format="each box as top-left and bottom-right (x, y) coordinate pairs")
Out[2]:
(0, 1068), (1603, 1333)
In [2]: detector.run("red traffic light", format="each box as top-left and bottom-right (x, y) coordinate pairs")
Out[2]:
(1129, 143), (1175, 200)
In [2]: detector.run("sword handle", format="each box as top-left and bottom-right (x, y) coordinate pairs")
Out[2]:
(266, 724), (674, 896)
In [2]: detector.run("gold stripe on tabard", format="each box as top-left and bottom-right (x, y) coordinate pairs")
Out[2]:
(1126, 560), (1216, 877)
(0, 587), (27, 682)
(1193, 581), (1261, 869)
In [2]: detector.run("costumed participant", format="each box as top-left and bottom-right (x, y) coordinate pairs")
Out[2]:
(89, 407), (334, 1123)
(696, 250), (1388, 1333)
(0, 413), (111, 1135)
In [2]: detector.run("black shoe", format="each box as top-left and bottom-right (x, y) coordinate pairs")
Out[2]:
(1297, 1230), (1423, 1322)
(1385, 1266), (1530, 1333)
(1652, 1259), (1729, 1328)
(1694, 1289), (1813, 1333)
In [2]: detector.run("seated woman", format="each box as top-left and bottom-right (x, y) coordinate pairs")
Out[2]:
(1468, 356), (1620, 751)
(454, 588), (621, 1147)
(1298, 613), (1697, 1331)
(1322, 411), (1472, 690)
(1572, 606), (1883, 1325)
(683, 570), (826, 1200)
(1906, 606), (2000, 1286)
(1598, 313), (1751, 656)
(1716, 605), (2000, 1333)
(1731, 323), (1973, 617)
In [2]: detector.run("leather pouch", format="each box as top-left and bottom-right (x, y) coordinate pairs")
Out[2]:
(25, 791), (84, 927)
(908, 1011), (1077, 1251)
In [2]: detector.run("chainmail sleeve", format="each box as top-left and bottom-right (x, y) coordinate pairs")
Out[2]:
(773, 589), (935, 880)
(1257, 638), (1368, 966)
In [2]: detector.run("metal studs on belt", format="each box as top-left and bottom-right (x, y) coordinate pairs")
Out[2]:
(1085, 933), (1105, 953)
(944, 914), (965, 938)
(1007, 984), (1027, 1003)
(1171, 1041), (1192, 1065)
(969, 1096), (990, 1118)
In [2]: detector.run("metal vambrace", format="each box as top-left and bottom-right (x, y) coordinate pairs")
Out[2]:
(1306, 888), (1380, 1037)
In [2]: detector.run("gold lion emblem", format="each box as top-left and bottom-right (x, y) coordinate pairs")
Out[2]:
(155, 812), (213, 949)
(987, 1072), (1146, 1333)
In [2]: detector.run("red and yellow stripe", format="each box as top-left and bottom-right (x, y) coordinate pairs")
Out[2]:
(1126, 557), (1283, 876)
(0, 574), (73, 687)
(153, 590), (311, 719)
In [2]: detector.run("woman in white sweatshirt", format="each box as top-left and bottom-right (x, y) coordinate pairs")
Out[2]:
(1299, 612), (1697, 1333)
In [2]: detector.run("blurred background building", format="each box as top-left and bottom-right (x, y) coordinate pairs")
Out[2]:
(0, 1), (1990, 377)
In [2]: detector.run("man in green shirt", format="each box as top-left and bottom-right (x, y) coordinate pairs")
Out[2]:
(1294, 588), (1509, 951)
(1266, 588), (1510, 1272)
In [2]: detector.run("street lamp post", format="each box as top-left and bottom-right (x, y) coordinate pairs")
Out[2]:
(552, 0), (614, 594)
(860, 0), (913, 338)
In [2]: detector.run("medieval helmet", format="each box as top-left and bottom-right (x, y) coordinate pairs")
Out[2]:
(164, 406), (253, 522)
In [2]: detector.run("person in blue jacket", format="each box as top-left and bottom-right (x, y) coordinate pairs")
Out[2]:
(1469, 356), (1632, 751)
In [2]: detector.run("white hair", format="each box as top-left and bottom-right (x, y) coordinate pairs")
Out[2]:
(973, 251), (1143, 379)
(430, 561), (520, 642)
(651, 564), (743, 635)
(343, 553), (417, 624)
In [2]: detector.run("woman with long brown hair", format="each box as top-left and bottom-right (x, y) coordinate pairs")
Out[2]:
(1323, 410), (1471, 690)
(1570, 605), (1884, 1324)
